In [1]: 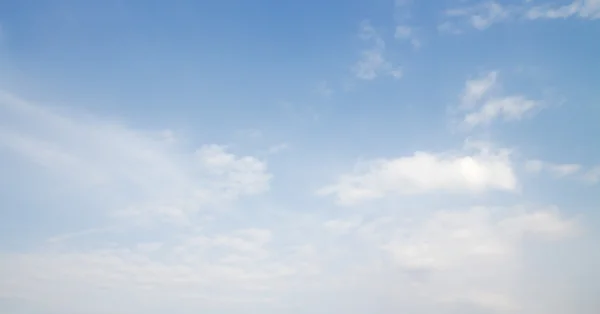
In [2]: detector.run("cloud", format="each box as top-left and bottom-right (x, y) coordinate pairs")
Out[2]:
(0, 90), (271, 225)
(0, 227), (318, 314)
(0, 200), (582, 314)
(526, 0), (600, 20)
(441, 0), (600, 32)
(384, 206), (577, 271)
(464, 96), (539, 127)
(444, 1), (510, 30)
(457, 71), (541, 128)
(318, 141), (517, 205)
(265, 143), (290, 155)
(583, 165), (600, 183)
(348, 204), (580, 313)
(525, 159), (582, 177)
(1, 4), (600, 313)
(437, 21), (463, 34)
(394, 25), (421, 48)
(323, 217), (363, 235)
(380, 205), (578, 312)
(524, 160), (600, 185)
(461, 71), (498, 108)
(315, 81), (333, 97)
(352, 20), (401, 80)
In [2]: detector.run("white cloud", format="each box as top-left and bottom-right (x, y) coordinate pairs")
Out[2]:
(385, 206), (576, 271)
(525, 159), (582, 177)
(394, 25), (412, 38)
(0, 228), (316, 314)
(525, 161), (600, 185)
(458, 71), (541, 128)
(499, 208), (579, 239)
(265, 142), (290, 155)
(323, 217), (363, 235)
(0, 201), (583, 314)
(461, 71), (498, 108)
(315, 80), (333, 97)
(353, 50), (386, 81)
(464, 96), (539, 127)
(352, 20), (400, 80)
(318, 141), (517, 205)
(470, 1), (510, 30)
(444, 1), (510, 30)
(583, 165), (600, 183)
(381, 206), (579, 312)
(437, 21), (462, 34)
(526, 0), (600, 20)
(1, 5), (599, 313)
(0, 90), (271, 225)
(394, 25), (420, 48)
(442, 0), (600, 33)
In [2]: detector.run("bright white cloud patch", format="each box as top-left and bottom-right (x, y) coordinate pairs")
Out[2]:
(318, 141), (516, 205)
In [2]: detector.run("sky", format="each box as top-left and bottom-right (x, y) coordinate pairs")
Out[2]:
(0, 0), (599, 313)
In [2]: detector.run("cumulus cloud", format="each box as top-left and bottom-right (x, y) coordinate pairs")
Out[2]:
(318, 141), (517, 205)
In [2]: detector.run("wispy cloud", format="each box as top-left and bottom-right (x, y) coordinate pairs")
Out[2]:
(442, 1), (511, 31)
(315, 80), (334, 97)
(526, 0), (600, 20)
(352, 20), (402, 80)
(0, 91), (272, 225)
(457, 71), (541, 128)
(583, 165), (600, 183)
(525, 159), (582, 177)
(440, 0), (600, 33)
(394, 25), (421, 48)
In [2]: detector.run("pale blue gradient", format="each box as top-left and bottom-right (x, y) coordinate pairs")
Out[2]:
(1, 1), (599, 313)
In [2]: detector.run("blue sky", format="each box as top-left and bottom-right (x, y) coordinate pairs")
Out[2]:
(1, 0), (600, 313)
